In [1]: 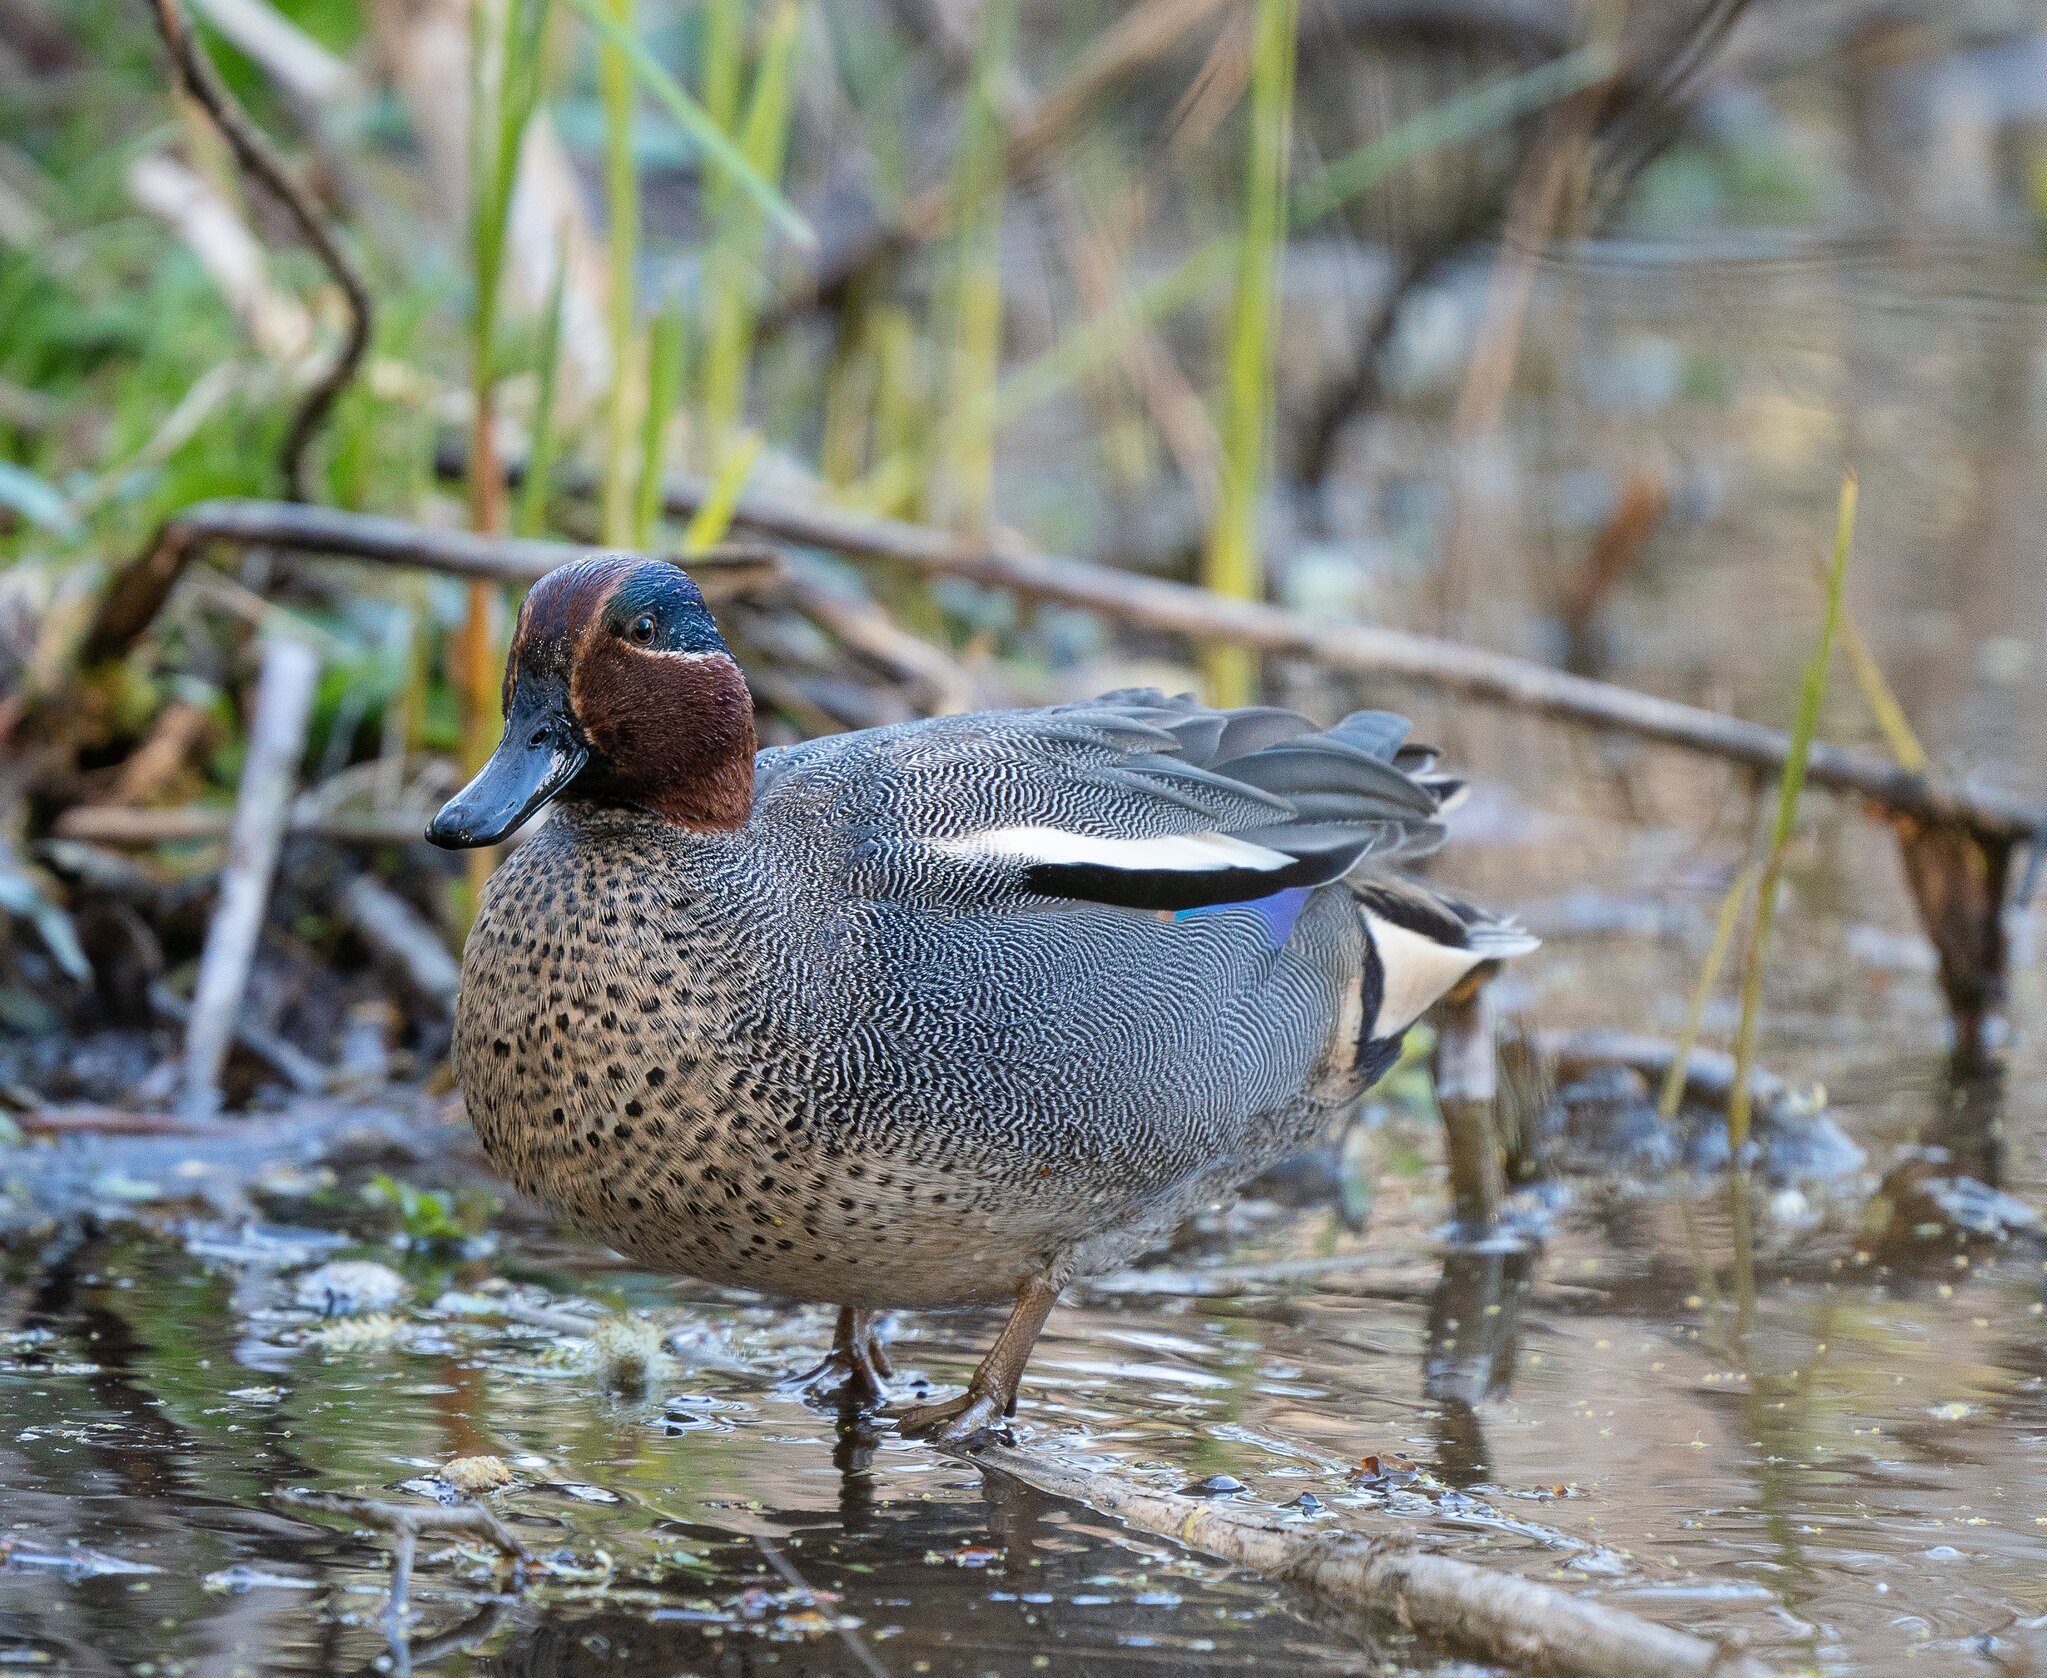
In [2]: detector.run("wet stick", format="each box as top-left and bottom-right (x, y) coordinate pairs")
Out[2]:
(972, 1446), (1780, 1678)
(1728, 474), (1857, 1152)
(1202, 0), (1297, 707)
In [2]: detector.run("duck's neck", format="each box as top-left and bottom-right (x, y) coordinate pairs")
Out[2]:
(572, 646), (757, 832)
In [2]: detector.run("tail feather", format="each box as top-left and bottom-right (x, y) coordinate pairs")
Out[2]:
(1349, 874), (1538, 1042)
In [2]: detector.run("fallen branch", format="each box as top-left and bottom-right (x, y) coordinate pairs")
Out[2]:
(10, 1104), (235, 1139)
(970, 1445), (1776, 1678)
(177, 635), (319, 1119)
(146, 0), (370, 500)
(79, 498), (780, 667)
(151, 980), (328, 1095)
(621, 470), (2047, 850)
(54, 805), (427, 848)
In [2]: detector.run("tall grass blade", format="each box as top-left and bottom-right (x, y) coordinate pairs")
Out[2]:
(1727, 473), (1857, 1151)
(697, 0), (801, 460)
(1291, 44), (1615, 226)
(682, 428), (763, 551)
(1658, 860), (1757, 1122)
(700, 0), (745, 136)
(596, 0), (640, 544)
(563, 0), (813, 247)
(933, 0), (1016, 534)
(515, 243), (570, 538)
(1810, 553), (1928, 774)
(463, 0), (555, 907)
(634, 303), (686, 546)
(1202, 0), (1298, 707)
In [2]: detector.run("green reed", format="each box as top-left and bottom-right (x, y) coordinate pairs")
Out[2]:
(1202, 0), (1299, 707)
(1727, 473), (1857, 1151)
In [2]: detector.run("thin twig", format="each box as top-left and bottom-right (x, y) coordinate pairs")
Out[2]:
(633, 465), (2047, 849)
(280, 1490), (525, 1626)
(54, 805), (431, 848)
(145, 0), (371, 500)
(436, 445), (2047, 850)
(752, 1534), (892, 1678)
(79, 497), (782, 666)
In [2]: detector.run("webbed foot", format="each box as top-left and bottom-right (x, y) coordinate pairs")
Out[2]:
(889, 1385), (1012, 1448)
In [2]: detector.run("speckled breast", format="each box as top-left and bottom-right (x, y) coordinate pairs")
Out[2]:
(452, 808), (1094, 1308)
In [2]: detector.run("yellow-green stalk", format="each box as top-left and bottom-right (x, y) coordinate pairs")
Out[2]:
(699, 0), (745, 138)
(515, 244), (570, 538)
(1201, 0), (1298, 707)
(596, 0), (639, 545)
(697, 0), (801, 463)
(633, 304), (686, 546)
(1727, 474), (1857, 1151)
(933, 0), (1015, 534)
(1658, 861), (1757, 1123)
(464, 0), (553, 906)
(682, 429), (763, 551)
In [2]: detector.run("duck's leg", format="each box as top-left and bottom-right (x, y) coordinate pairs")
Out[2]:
(893, 1276), (1060, 1447)
(790, 1306), (892, 1406)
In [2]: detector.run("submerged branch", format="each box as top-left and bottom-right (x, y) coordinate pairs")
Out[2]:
(970, 1445), (1777, 1678)
(280, 1490), (524, 1626)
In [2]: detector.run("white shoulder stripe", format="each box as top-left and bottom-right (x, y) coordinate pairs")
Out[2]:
(1364, 910), (1487, 1041)
(936, 825), (1296, 874)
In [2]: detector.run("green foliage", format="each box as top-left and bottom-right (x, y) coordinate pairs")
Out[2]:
(362, 1171), (500, 1248)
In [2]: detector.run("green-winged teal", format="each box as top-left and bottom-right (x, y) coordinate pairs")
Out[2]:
(428, 555), (1534, 1443)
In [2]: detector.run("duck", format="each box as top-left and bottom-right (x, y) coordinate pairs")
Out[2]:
(427, 554), (1535, 1444)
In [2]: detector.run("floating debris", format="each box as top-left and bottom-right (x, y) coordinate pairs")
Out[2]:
(292, 1258), (407, 1316)
(585, 1315), (675, 1397)
(441, 1454), (516, 1493)
(305, 1311), (409, 1351)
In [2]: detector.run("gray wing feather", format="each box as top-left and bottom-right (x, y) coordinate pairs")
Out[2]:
(752, 689), (1458, 911)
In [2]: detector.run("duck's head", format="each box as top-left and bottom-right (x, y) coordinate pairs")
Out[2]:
(426, 556), (755, 848)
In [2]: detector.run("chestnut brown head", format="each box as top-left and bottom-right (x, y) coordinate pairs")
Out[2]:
(426, 557), (756, 848)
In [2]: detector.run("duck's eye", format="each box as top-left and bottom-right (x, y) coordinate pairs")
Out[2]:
(628, 613), (657, 645)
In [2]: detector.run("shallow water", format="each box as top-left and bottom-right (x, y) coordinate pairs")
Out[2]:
(5, 1004), (2046, 1678)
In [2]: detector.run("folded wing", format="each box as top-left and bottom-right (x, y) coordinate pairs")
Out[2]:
(791, 689), (1464, 913)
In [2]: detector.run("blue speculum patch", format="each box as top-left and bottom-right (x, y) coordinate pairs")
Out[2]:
(1173, 885), (1314, 947)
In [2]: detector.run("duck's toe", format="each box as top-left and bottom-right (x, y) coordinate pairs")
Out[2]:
(890, 1387), (1009, 1448)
